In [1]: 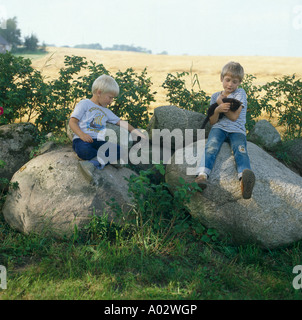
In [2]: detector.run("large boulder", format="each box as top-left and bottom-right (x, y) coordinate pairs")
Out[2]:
(248, 120), (281, 150)
(283, 138), (302, 176)
(2, 146), (137, 237)
(146, 105), (209, 149)
(0, 123), (38, 183)
(165, 141), (302, 249)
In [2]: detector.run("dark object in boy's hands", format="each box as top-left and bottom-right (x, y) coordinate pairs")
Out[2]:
(201, 98), (243, 129)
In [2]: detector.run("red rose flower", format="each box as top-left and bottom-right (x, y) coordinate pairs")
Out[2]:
(0, 107), (3, 116)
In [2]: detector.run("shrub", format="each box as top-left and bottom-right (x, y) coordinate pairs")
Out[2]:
(35, 55), (88, 133)
(239, 74), (265, 132)
(0, 52), (45, 125)
(162, 71), (210, 113)
(0, 53), (156, 132)
(41, 57), (156, 131)
(113, 68), (156, 129)
(262, 74), (302, 139)
(2, 51), (302, 139)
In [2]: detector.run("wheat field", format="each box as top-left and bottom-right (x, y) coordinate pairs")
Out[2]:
(32, 46), (302, 114)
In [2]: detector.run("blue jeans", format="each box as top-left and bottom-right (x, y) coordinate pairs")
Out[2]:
(72, 139), (121, 165)
(197, 128), (251, 179)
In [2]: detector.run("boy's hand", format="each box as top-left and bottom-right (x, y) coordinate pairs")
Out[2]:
(216, 103), (230, 114)
(79, 133), (93, 143)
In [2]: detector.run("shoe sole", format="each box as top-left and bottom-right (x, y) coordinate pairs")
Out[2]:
(241, 169), (255, 199)
(194, 178), (208, 191)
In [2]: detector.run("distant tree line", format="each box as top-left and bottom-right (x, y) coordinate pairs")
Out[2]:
(0, 17), (45, 53)
(0, 16), (167, 55)
(74, 43), (154, 54)
(73, 43), (103, 50)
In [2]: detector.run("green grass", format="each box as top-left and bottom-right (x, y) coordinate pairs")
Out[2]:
(1, 213), (302, 300)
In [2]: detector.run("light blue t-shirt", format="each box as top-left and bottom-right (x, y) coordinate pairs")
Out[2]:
(70, 99), (120, 140)
(211, 88), (247, 135)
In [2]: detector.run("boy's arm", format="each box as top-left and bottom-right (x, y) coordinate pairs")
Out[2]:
(224, 106), (243, 121)
(210, 104), (242, 123)
(69, 117), (93, 143)
(224, 88), (246, 121)
(214, 91), (243, 122)
(209, 103), (231, 125)
(116, 120), (148, 141)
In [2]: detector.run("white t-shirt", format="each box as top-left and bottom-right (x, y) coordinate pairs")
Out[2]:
(70, 99), (120, 141)
(211, 88), (247, 135)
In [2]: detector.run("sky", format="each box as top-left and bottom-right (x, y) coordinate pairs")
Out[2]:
(0, 0), (302, 56)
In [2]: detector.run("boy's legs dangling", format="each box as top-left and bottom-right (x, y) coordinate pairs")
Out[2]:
(202, 128), (227, 174)
(229, 133), (255, 199)
(195, 128), (227, 189)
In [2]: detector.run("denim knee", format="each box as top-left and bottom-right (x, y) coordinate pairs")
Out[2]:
(206, 140), (221, 155)
(73, 139), (97, 160)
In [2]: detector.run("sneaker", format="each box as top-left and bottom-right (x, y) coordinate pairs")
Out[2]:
(240, 169), (255, 199)
(194, 173), (208, 190)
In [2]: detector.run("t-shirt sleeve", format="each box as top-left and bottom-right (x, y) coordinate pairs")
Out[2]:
(106, 109), (120, 124)
(232, 88), (247, 108)
(70, 100), (87, 121)
(210, 92), (220, 105)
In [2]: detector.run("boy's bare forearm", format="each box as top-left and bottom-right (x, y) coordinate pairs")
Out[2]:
(224, 106), (242, 121)
(69, 118), (82, 136)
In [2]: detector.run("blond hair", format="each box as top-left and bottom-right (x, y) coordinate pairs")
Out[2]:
(221, 61), (244, 82)
(92, 75), (119, 96)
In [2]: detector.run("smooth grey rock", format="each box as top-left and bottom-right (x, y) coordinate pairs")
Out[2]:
(248, 120), (281, 150)
(165, 141), (302, 249)
(146, 105), (209, 149)
(284, 138), (302, 176)
(2, 146), (137, 237)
